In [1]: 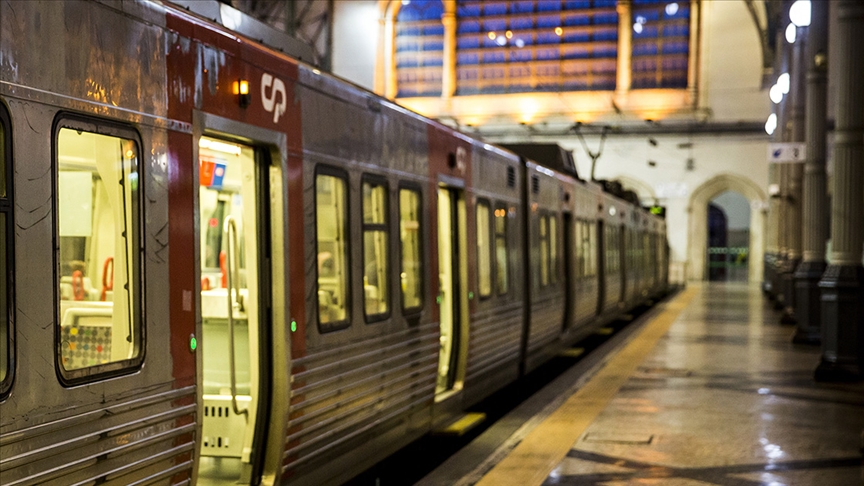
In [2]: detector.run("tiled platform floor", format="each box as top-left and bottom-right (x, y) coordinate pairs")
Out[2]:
(543, 283), (864, 485)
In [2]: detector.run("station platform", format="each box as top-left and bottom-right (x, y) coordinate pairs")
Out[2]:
(419, 283), (864, 486)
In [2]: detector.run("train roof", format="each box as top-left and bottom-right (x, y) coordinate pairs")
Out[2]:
(500, 144), (579, 180)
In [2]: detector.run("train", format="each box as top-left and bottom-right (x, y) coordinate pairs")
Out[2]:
(0, 1), (668, 485)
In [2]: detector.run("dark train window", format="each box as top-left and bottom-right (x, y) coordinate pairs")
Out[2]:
(399, 187), (423, 313)
(549, 214), (558, 284)
(494, 204), (508, 295)
(55, 119), (143, 382)
(0, 105), (12, 394)
(362, 178), (390, 321)
(476, 200), (492, 298)
(605, 225), (620, 273)
(316, 168), (350, 330)
(539, 215), (549, 287)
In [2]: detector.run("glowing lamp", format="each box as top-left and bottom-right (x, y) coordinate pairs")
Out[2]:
(785, 23), (797, 43)
(233, 79), (251, 107)
(765, 113), (778, 135)
(777, 73), (790, 94)
(789, 0), (811, 27)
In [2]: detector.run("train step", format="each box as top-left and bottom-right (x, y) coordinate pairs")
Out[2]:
(433, 413), (486, 437)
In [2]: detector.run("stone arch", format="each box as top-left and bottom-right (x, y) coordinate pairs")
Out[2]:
(687, 173), (767, 282)
(615, 175), (657, 206)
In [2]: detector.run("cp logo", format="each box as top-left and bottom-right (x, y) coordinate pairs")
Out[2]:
(261, 73), (286, 124)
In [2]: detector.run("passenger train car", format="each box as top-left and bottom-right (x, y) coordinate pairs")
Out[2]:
(0, 1), (667, 484)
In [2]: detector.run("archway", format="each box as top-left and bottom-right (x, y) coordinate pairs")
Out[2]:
(687, 174), (767, 282)
(616, 175), (657, 207)
(707, 191), (752, 282)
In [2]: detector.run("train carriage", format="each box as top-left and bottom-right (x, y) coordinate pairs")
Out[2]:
(0, 1), (668, 485)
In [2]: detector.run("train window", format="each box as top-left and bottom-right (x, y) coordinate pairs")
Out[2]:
(539, 215), (549, 287)
(316, 170), (350, 329)
(56, 123), (142, 379)
(587, 222), (598, 277)
(0, 110), (10, 392)
(605, 225), (620, 273)
(362, 178), (390, 321)
(399, 187), (423, 313)
(476, 200), (492, 298)
(494, 205), (508, 295)
(575, 220), (584, 278)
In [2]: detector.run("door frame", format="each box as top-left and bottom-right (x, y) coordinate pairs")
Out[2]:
(192, 111), (289, 485)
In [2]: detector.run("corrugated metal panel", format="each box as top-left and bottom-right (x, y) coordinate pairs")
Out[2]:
(466, 301), (522, 382)
(0, 386), (196, 485)
(283, 322), (438, 472)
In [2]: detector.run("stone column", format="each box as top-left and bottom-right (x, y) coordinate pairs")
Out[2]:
(771, 32), (793, 305)
(793, 0), (829, 344)
(780, 26), (807, 324)
(441, 0), (456, 99)
(816, 0), (864, 382)
(615, 0), (632, 100)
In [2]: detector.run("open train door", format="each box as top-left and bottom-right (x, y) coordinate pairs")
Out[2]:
(435, 185), (468, 397)
(196, 132), (276, 485)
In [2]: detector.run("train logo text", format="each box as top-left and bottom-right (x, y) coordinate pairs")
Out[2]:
(261, 73), (287, 123)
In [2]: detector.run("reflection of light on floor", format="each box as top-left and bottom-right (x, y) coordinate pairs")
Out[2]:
(758, 387), (770, 395)
(759, 436), (785, 461)
(759, 474), (787, 486)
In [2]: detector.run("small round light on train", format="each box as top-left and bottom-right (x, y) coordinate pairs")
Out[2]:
(291, 319), (297, 332)
(609, 206), (617, 216)
(125, 149), (135, 159)
(239, 80), (249, 95)
(189, 334), (197, 352)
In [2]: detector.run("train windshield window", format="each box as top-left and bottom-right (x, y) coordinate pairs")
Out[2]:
(0, 115), (9, 390)
(316, 171), (350, 329)
(399, 188), (423, 313)
(494, 205), (508, 295)
(362, 179), (389, 320)
(476, 200), (491, 298)
(56, 126), (142, 376)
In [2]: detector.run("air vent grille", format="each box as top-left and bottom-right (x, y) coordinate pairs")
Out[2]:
(531, 175), (540, 194)
(507, 166), (516, 188)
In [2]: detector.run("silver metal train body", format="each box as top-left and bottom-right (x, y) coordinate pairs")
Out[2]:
(0, 1), (668, 484)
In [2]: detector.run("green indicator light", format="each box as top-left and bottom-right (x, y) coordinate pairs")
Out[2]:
(468, 291), (474, 300)
(436, 296), (442, 304)
(291, 320), (297, 332)
(189, 335), (197, 352)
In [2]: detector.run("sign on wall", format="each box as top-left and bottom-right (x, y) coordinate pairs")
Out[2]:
(767, 143), (806, 163)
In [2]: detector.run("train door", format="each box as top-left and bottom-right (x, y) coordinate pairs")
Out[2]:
(436, 186), (467, 395)
(197, 136), (271, 485)
(562, 212), (574, 331)
(596, 220), (605, 314)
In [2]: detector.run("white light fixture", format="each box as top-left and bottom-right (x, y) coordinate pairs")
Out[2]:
(200, 138), (242, 156)
(765, 113), (778, 135)
(769, 84), (783, 104)
(785, 23), (797, 43)
(777, 73), (790, 94)
(633, 22), (643, 34)
(665, 3), (679, 16)
(790, 0), (811, 27)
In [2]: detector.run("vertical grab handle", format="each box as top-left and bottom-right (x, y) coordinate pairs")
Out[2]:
(224, 216), (248, 419)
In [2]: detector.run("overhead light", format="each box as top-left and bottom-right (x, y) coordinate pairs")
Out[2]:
(789, 0), (811, 27)
(488, 31), (497, 40)
(665, 3), (679, 16)
(200, 138), (242, 156)
(785, 23), (797, 43)
(765, 113), (778, 135)
(777, 73), (790, 94)
(769, 84), (783, 104)
(633, 23), (643, 34)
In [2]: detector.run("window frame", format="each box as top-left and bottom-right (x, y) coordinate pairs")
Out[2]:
(475, 198), (493, 300)
(360, 174), (391, 323)
(397, 182), (425, 318)
(314, 164), (352, 333)
(494, 202), (509, 296)
(0, 102), (14, 398)
(52, 113), (146, 385)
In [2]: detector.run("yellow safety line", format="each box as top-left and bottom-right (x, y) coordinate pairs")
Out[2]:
(476, 287), (697, 486)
